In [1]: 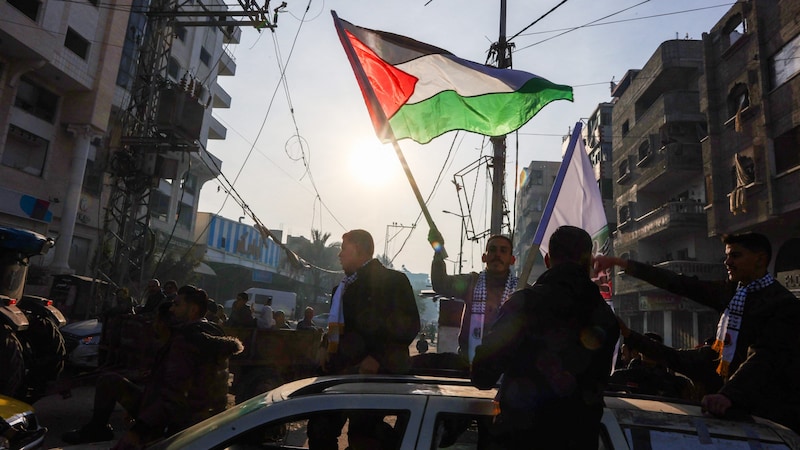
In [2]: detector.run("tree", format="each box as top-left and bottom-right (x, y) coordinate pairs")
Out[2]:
(288, 230), (340, 314)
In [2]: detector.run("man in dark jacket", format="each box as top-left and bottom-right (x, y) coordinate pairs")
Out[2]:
(62, 285), (243, 448)
(309, 229), (420, 449)
(472, 226), (619, 450)
(137, 279), (166, 314)
(594, 231), (800, 433)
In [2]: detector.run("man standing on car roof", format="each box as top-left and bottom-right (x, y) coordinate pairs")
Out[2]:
(472, 226), (619, 450)
(594, 231), (800, 433)
(309, 229), (420, 450)
(429, 229), (518, 363)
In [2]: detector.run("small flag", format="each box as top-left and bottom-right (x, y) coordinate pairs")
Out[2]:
(332, 12), (573, 144)
(533, 122), (612, 299)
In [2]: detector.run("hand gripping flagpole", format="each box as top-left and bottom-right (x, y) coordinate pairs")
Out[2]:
(332, 10), (447, 259)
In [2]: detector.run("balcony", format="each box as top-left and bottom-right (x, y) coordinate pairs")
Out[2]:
(223, 25), (241, 44)
(218, 48), (237, 76)
(637, 143), (703, 193)
(614, 200), (706, 246)
(614, 260), (726, 296)
(212, 85), (232, 109)
(208, 115), (227, 140)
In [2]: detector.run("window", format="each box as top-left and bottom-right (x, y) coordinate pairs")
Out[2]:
(432, 413), (492, 449)
(14, 77), (59, 123)
(181, 173), (198, 194)
(621, 120), (630, 137)
(723, 14), (746, 49)
(637, 140), (651, 166)
(175, 25), (187, 41)
(774, 126), (800, 174)
(150, 190), (170, 221)
(8, 0), (39, 21)
(726, 83), (750, 120)
(176, 201), (193, 229)
(770, 33), (800, 88)
(617, 159), (630, 184)
(64, 28), (90, 59)
(199, 47), (211, 66)
(531, 169), (543, 185)
(619, 205), (631, 224)
(167, 57), (181, 81)
(3, 125), (49, 176)
(213, 410), (410, 449)
(83, 159), (103, 195)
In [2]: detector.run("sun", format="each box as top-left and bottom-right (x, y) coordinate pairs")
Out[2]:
(348, 139), (398, 186)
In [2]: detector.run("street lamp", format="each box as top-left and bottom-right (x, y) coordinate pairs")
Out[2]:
(442, 210), (466, 274)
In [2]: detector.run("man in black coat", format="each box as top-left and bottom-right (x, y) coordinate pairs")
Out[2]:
(594, 232), (800, 433)
(472, 226), (619, 450)
(309, 229), (420, 449)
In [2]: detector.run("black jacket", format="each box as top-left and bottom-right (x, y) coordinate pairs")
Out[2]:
(138, 320), (243, 435)
(472, 263), (618, 438)
(625, 260), (800, 432)
(327, 259), (420, 374)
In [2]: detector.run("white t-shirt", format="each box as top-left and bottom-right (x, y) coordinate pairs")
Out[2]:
(256, 305), (275, 329)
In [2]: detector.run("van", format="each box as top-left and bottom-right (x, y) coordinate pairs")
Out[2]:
(224, 288), (297, 320)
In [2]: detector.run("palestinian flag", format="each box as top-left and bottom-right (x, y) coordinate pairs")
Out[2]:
(332, 12), (574, 144)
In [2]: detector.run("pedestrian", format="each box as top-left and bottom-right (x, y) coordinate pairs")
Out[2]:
(416, 333), (429, 355)
(308, 229), (420, 449)
(594, 231), (800, 433)
(429, 230), (518, 362)
(137, 279), (166, 315)
(227, 292), (255, 328)
(272, 310), (292, 330)
(296, 306), (317, 330)
(256, 296), (275, 329)
(472, 226), (619, 450)
(163, 280), (178, 301)
(62, 285), (243, 448)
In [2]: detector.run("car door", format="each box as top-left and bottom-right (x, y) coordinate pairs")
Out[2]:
(416, 395), (498, 449)
(155, 393), (428, 449)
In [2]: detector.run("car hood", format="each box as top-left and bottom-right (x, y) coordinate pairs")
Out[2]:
(0, 395), (34, 420)
(60, 318), (102, 336)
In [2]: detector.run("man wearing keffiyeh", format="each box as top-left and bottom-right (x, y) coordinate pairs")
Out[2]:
(594, 232), (800, 433)
(309, 229), (420, 449)
(430, 231), (519, 363)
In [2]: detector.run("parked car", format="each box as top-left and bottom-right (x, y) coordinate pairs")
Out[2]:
(53, 374), (800, 449)
(312, 313), (330, 331)
(59, 319), (102, 369)
(0, 393), (47, 449)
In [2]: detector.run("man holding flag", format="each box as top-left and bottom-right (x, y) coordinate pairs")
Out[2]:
(429, 232), (518, 363)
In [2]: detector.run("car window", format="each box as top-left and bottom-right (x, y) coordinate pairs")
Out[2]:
(430, 413), (492, 449)
(622, 426), (792, 449)
(213, 410), (410, 450)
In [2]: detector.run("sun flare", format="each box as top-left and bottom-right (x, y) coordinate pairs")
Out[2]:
(348, 140), (398, 186)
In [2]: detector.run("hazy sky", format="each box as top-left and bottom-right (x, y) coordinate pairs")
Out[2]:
(200, 0), (732, 275)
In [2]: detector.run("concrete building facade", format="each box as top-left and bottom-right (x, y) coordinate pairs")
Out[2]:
(699, 0), (800, 298)
(610, 40), (723, 348)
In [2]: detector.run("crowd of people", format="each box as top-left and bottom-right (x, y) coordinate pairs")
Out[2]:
(56, 226), (800, 449)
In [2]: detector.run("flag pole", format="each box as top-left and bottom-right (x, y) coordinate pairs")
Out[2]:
(518, 242), (541, 286)
(332, 10), (447, 258)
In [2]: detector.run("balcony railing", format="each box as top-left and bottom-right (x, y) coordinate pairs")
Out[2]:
(614, 200), (706, 245)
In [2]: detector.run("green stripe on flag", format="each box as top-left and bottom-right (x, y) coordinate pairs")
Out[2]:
(388, 77), (573, 144)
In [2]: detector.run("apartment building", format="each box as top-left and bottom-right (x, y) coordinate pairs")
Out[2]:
(0, 0), (238, 281)
(610, 40), (723, 348)
(513, 160), (560, 281)
(699, 0), (800, 298)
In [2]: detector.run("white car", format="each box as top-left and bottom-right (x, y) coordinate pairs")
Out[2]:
(53, 374), (800, 449)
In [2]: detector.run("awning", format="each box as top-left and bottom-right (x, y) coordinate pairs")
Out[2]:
(194, 262), (217, 276)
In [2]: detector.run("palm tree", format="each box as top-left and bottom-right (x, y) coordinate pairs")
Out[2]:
(297, 230), (340, 312)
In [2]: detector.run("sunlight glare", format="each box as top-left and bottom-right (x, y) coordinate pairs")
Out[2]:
(349, 140), (398, 186)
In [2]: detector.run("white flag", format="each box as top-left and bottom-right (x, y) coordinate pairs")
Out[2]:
(533, 122), (612, 300)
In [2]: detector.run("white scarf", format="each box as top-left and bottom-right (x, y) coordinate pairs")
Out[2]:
(712, 273), (774, 376)
(327, 272), (358, 354)
(468, 271), (518, 361)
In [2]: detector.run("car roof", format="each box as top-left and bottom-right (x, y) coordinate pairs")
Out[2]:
(268, 374), (495, 402)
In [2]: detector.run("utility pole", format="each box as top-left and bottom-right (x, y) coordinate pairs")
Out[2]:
(442, 210), (466, 274)
(489, 0), (511, 236)
(384, 222), (415, 265)
(91, 0), (287, 310)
